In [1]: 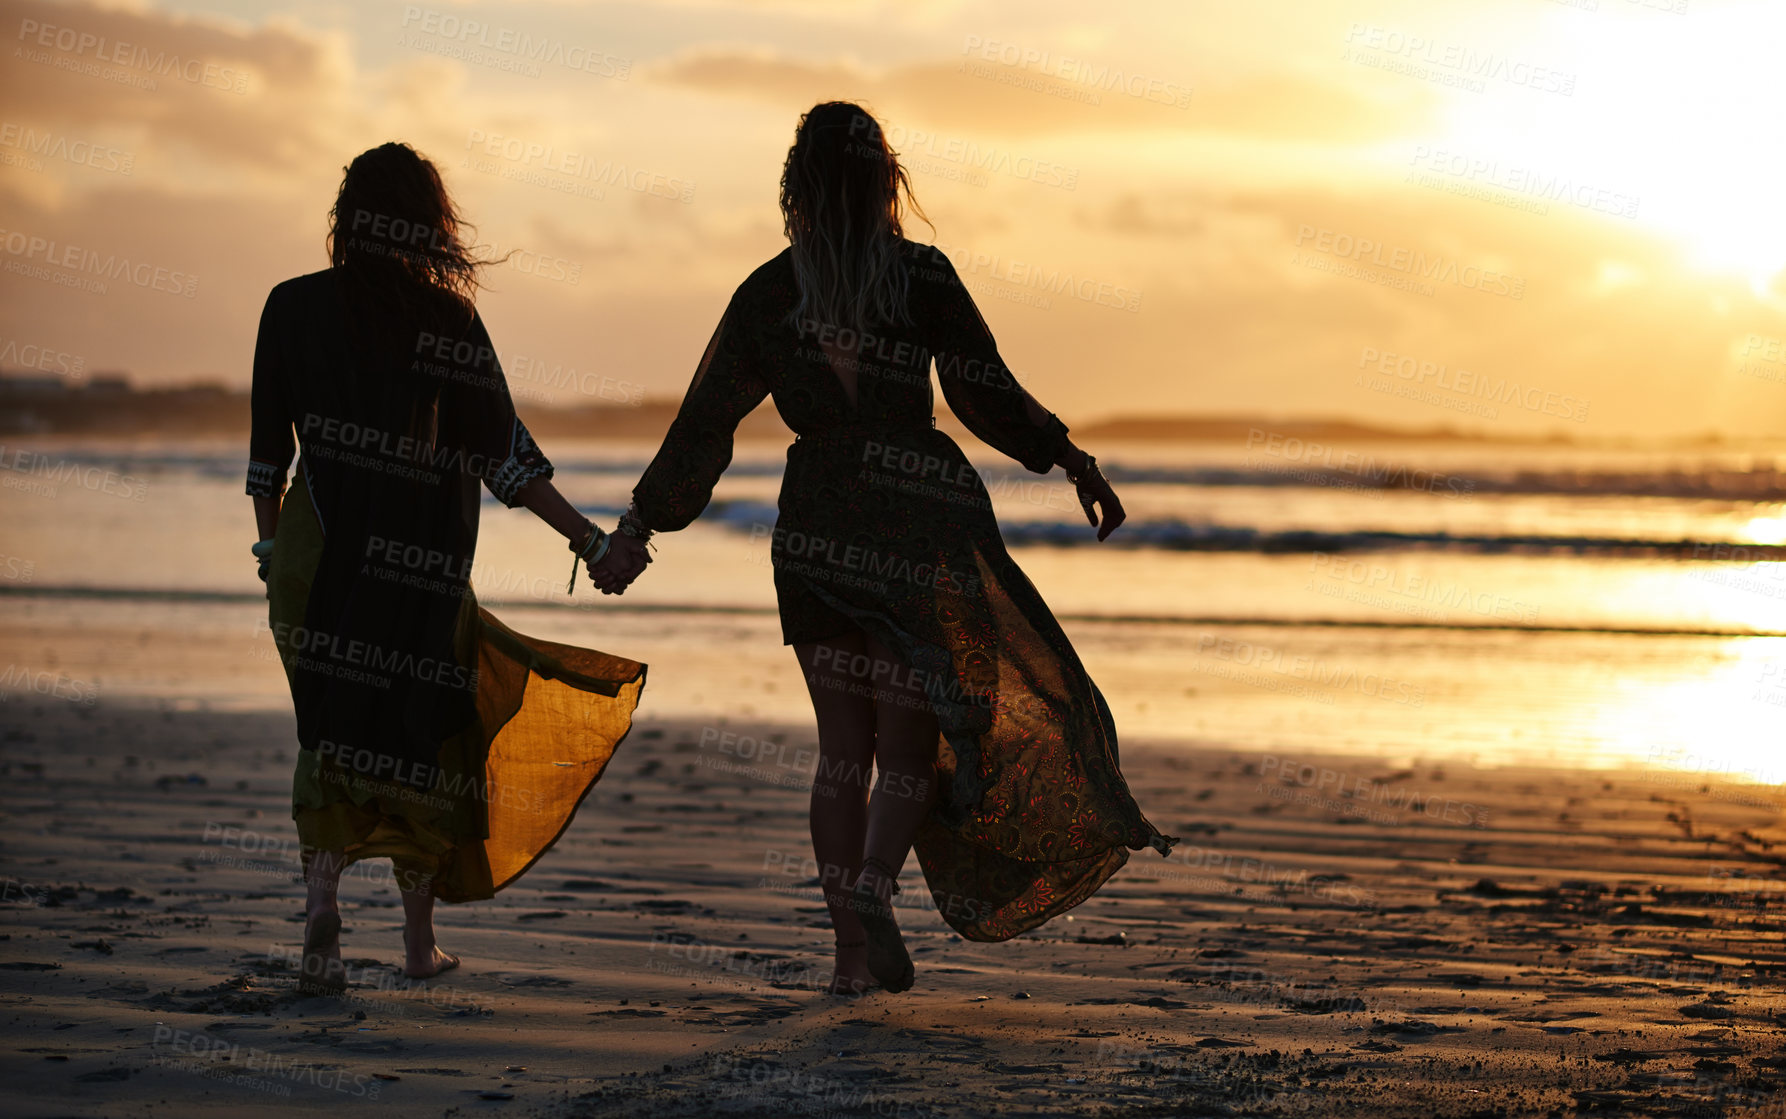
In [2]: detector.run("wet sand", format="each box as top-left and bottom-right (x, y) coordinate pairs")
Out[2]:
(3, 668), (1786, 1118)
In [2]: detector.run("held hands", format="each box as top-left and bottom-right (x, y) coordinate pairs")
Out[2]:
(587, 532), (651, 595)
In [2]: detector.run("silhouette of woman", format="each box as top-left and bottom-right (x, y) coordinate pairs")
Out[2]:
(591, 103), (1171, 994)
(247, 142), (645, 993)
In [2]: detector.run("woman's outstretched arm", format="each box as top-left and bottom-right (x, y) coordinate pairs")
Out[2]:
(920, 248), (1125, 540)
(589, 282), (772, 592)
(515, 476), (595, 545)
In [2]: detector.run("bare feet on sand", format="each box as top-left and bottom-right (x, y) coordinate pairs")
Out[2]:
(830, 938), (873, 997)
(852, 858), (914, 994)
(299, 908), (346, 995)
(403, 944), (461, 980)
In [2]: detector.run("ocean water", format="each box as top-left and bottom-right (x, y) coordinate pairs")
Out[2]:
(2, 433), (1783, 785)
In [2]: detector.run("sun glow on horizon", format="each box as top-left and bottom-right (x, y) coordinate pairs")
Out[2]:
(1431, 1), (1786, 294)
(1743, 511), (1786, 546)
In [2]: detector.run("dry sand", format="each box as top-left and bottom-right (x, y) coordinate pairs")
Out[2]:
(3, 628), (1786, 1117)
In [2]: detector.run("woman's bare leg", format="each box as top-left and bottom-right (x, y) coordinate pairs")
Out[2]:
(794, 631), (877, 993)
(398, 864), (459, 979)
(853, 633), (940, 992)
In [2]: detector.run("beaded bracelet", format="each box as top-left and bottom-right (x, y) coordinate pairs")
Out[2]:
(616, 504), (654, 543)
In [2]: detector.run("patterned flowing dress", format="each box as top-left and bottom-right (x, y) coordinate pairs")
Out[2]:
(247, 267), (645, 902)
(630, 241), (1173, 941)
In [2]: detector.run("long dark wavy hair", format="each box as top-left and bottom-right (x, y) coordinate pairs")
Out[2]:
(779, 102), (929, 332)
(326, 142), (489, 325)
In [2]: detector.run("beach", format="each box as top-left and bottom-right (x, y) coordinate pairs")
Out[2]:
(6, 0), (1786, 1112)
(3, 590), (1785, 1117)
(3, 434), (1786, 1116)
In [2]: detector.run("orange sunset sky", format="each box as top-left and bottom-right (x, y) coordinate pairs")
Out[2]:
(1, 0), (1783, 440)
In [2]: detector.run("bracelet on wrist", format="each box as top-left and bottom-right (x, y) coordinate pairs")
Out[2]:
(616, 504), (654, 543)
(572, 522), (609, 559)
(566, 521), (612, 594)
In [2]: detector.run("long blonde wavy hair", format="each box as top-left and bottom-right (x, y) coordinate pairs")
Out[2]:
(779, 102), (930, 333)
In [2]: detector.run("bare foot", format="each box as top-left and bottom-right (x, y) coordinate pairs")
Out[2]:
(829, 939), (874, 997)
(403, 945), (461, 980)
(851, 865), (914, 994)
(299, 908), (345, 996)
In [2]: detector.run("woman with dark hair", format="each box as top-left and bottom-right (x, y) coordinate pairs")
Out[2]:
(248, 142), (645, 992)
(592, 103), (1170, 995)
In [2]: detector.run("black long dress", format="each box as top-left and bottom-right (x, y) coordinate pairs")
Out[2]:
(248, 267), (644, 901)
(630, 241), (1172, 941)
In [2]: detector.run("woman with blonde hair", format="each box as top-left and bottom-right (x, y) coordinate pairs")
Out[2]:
(592, 103), (1169, 994)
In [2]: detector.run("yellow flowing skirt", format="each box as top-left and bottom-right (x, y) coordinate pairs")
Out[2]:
(267, 475), (645, 902)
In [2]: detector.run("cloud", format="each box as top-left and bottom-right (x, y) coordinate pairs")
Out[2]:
(0, 0), (351, 169)
(648, 48), (1435, 141)
(1049, 177), (1763, 435)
